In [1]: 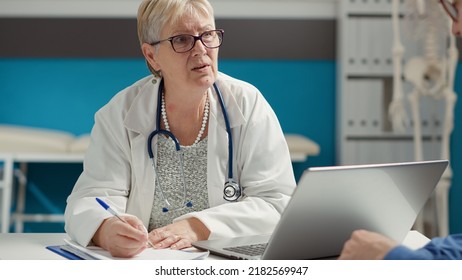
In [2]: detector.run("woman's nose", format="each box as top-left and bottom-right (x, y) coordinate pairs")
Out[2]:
(191, 38), (207, 55)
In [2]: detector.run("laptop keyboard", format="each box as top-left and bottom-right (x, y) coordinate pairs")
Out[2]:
(223, 243), (268, 256)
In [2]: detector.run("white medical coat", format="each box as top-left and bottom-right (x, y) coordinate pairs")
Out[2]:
(64, 72), (296, 246)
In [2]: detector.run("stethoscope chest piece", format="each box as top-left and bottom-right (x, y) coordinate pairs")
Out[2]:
(223, 179), (241, 202)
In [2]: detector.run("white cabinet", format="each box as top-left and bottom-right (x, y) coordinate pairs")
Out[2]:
(336, 0), (445, 165)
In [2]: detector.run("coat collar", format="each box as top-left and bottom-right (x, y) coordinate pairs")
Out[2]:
(123, 76), (158, 137)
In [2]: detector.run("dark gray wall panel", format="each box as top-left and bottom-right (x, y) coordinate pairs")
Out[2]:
(0, 18), (140, 58)
(218, 19), (335, 59)
(0, 18), (335, 59)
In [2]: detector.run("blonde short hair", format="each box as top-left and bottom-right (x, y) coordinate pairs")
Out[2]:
(137, 0), (215, 76)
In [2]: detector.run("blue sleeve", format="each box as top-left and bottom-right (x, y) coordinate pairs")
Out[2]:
(384, 234), (462, 260)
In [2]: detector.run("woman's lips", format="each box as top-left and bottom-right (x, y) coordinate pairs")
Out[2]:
(192, 64), (209, 71)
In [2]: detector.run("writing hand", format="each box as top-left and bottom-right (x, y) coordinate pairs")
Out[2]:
(92, 215), (149, 258)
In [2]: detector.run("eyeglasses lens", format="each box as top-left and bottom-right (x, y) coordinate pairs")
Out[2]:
(172, 30), (223, 53)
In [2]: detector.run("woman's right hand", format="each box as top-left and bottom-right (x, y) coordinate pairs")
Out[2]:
(92, 215), (149, 258)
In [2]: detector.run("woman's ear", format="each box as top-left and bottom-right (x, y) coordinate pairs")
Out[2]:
(141, 43), (161, 72)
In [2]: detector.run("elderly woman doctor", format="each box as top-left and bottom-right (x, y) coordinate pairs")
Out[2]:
(64, 0), (295, 258)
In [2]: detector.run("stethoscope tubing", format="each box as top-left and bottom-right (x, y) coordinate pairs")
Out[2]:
(213, 83), (234, 180)
(147, 79), (233, 179)
(147, 78), (240, 205)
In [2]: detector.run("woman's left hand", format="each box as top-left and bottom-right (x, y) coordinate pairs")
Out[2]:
(149, 218), (210, 250)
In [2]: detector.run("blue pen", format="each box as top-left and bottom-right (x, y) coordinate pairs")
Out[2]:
(95, 197), (154, 248)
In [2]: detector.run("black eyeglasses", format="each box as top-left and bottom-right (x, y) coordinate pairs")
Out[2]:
(440, 0), (459, 22)
(150, 29), (224, 53)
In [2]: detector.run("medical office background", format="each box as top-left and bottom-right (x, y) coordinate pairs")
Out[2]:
(1, 0), (461, 235)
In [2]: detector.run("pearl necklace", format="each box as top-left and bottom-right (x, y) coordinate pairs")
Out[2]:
(161, 91), (209, 146)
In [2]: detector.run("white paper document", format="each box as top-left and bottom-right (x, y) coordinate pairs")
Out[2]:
(63, 239), (209, 260)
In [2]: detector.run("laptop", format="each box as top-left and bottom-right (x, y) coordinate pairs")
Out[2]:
(192, 159), (448, 259)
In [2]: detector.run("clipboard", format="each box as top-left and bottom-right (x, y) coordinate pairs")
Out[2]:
(46, 245), (83, 260)
(46, 239), (209, 260)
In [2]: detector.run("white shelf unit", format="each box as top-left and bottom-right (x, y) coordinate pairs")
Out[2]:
(336, 0), (446, 166)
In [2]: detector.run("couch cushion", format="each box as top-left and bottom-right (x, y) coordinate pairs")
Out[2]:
(285, 134), (320, 156)
(68, 134), (91, 153)
(0, 125), (74, 153)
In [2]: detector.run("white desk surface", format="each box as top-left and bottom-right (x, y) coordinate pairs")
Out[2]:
(0, 231), (429, 260)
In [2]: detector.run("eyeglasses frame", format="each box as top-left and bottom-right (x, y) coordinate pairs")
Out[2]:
(440, 0), (459, 22)
(149, 29), (224, 53)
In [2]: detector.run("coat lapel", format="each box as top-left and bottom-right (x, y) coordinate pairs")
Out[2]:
(123, 77), (160, 226)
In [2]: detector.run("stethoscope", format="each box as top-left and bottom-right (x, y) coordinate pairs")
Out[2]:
(147, 78), (242, 212)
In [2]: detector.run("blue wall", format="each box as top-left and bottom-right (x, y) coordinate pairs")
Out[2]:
(2, 58), (461, 234)
(450, 67), (462, 234)
(0, 59), (148, 135)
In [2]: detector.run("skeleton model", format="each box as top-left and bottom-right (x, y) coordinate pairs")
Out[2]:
(390, 0), (458, 237)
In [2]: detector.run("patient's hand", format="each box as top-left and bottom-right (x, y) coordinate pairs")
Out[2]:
(338, 229), (398, 260)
